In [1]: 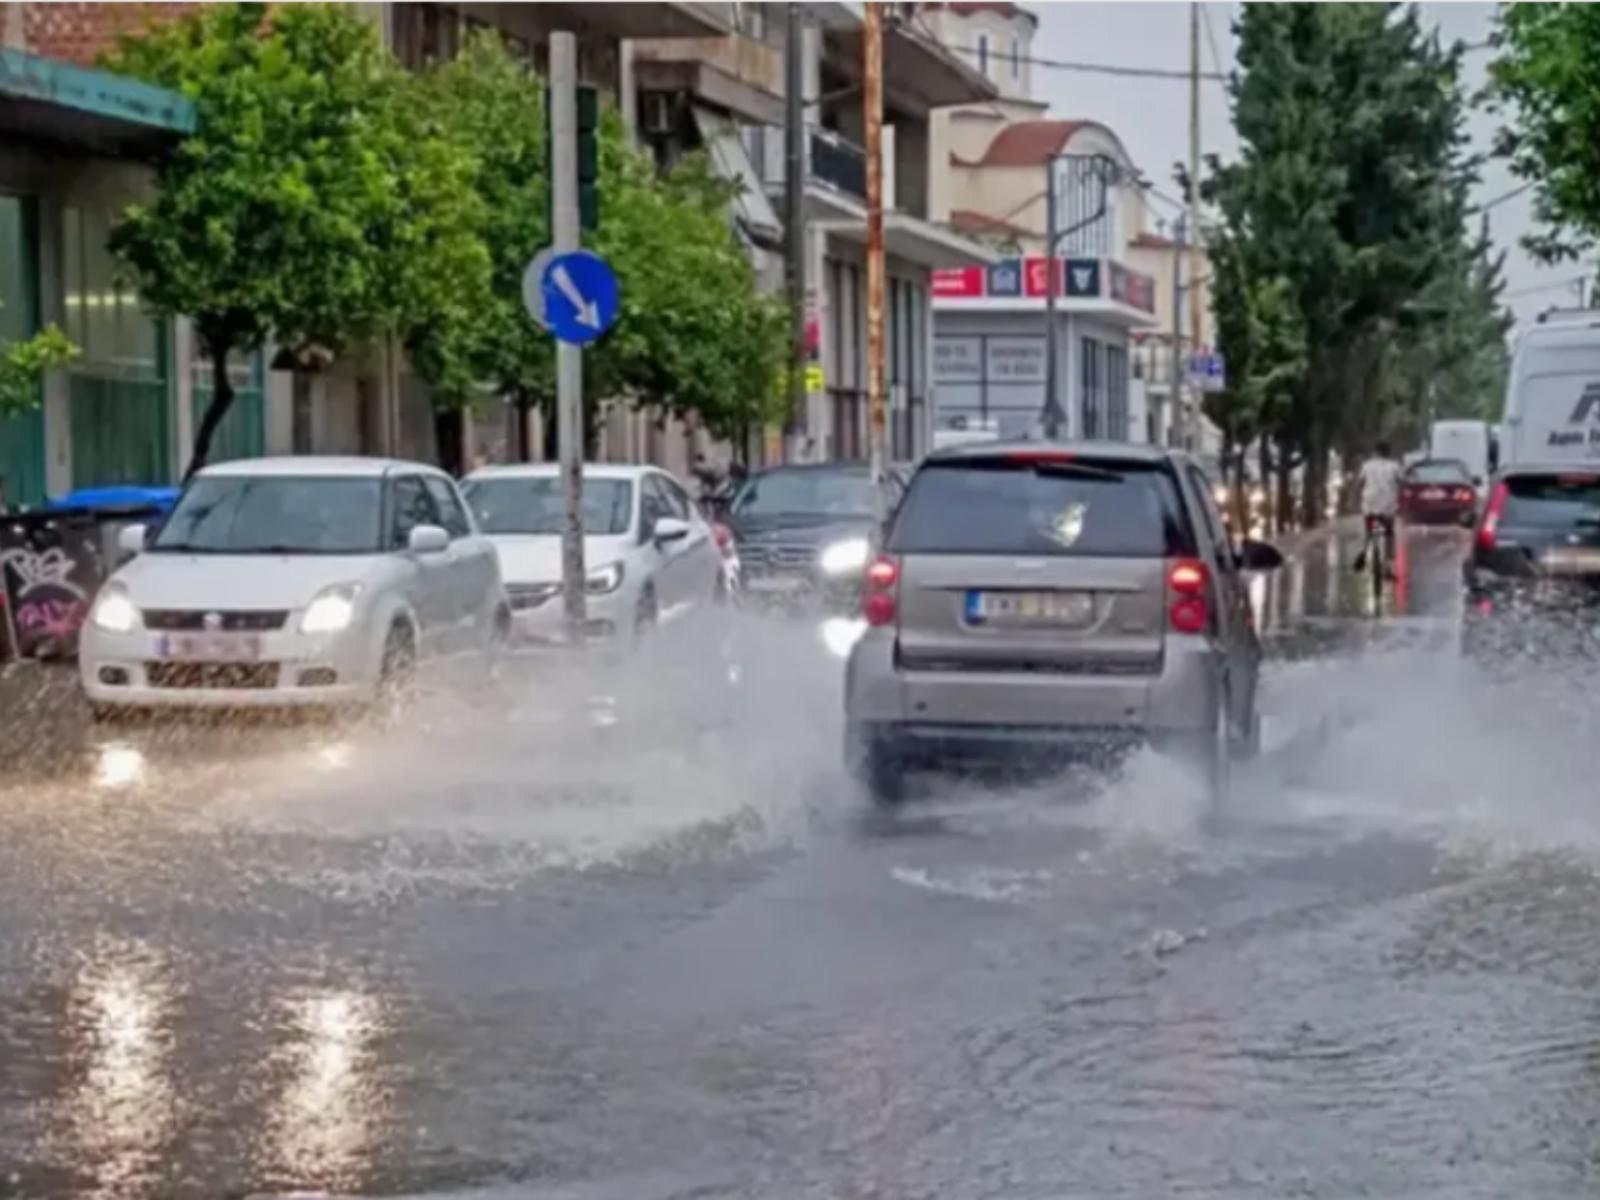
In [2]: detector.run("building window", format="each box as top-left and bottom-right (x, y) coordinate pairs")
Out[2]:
(976, 34), (989, 77)
(1080, 336), (1106, 440)
(1011, 38), (1021, 78)
(1106, 344), (1129, 441)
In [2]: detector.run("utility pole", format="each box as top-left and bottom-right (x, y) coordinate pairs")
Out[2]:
(784, 3), (806, 463)
(1186, 1), (1203, 446)
(1042, 158), (1063, 440)
(1169, 215), (1187, 450)
(864, 2), (887, 498)
(551, 31), (587, 645)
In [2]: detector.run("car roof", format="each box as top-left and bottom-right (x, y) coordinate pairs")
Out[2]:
(748, 461), (872, 474)
(923, 439), (1182, 466)
(197, 456), (444, 479)
(463, 463), (664, 482)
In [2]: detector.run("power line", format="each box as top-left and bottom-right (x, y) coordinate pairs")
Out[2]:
(938, 39), (1228, 83)
(1199, 3), (1228, 83)
(1503, 275), (1587, 301)
(1478, 181), (1532, 212)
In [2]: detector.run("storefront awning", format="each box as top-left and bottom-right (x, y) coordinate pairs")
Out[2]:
(0, 48), (195, 158)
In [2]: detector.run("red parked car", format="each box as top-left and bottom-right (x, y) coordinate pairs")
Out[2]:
(1399, 458), (1479, 526)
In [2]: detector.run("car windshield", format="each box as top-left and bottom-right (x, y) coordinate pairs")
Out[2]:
(1406, 461), (1472, 484)
(889, 459), (1193, 557)
(463, 476), (633, 536)
(1503, 473), (1600, 528)
(731, 469), (876, 520)
(152, 476), (383, 554)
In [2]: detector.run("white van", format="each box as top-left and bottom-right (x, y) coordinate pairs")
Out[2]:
(1500, 310), (1600, 470)
(1428, 419), (1493, 487)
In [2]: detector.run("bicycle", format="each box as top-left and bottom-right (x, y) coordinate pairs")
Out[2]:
(1355, 513), (1395, 606)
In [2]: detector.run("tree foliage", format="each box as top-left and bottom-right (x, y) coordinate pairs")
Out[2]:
(414, 31), (786, 444)
(1490, 3), (1600, 264)
(1205, 3), (1509, 525)
(106, 2), (487, 476)
(0, 310), (78, 419)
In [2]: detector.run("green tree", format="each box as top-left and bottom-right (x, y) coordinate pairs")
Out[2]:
(1491, 4), (1600, 264)
(105, 2), (487, 478)
(0, 308), (77, 418)
(1207, 3), (1495, 525)
(415, 32), (786, 456)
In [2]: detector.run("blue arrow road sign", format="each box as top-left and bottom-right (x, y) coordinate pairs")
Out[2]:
(541, 250), (620, 346)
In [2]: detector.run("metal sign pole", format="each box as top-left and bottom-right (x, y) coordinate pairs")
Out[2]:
(551, 31), (587, 646)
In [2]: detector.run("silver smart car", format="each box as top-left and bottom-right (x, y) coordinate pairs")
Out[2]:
(843, 442), (1283, 806)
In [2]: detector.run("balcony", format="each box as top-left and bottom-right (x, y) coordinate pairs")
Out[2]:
(743, 123), (868, 207)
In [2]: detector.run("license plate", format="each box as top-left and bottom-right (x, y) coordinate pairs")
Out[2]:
(746, 575), (806, 594)
(966, 589), (1094, 627)
(1420, 488), (1445, 501)
(156, 633), (263, 661)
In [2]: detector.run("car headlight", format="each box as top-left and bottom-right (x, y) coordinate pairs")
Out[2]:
(587, 562), (625, 595)
(819, 537), (870, 576)
(300, 584), (362, 634)
(90, 586), (139, 633)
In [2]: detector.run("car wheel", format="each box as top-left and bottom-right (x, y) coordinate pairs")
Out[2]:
(376, 621), (417, 712)
(635, 587), (659, 639)
(848, 724), (906, 808)
(1175, 690), (1231, 814)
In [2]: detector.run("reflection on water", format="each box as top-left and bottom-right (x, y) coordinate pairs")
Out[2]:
(266, 988), (387, 1189)
(92, 742), (148, 792)
(64, 940), (179, 1195)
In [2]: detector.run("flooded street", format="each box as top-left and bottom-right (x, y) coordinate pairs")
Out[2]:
(5, 523), (1600, 1198)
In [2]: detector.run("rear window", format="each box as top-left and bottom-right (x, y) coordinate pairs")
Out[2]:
(1406, 460), (1471, 484)
(888, 458), (1194, 557)
(1504, 474), (1600, 528)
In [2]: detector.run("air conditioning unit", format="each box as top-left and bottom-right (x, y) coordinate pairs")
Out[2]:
(640, 92), (677, 137)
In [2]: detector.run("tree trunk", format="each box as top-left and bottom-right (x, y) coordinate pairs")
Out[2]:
(186, 346), (236, 481)
(1274, 437), (1295, 533)
(434, 407), (464, 477)
(541, 401), (558, 462)
(1303, 438), (1328, 530)
(1258, 437), (1275, 535)
(1229, 450), (1249, 533)
(291, 370), (313, 454)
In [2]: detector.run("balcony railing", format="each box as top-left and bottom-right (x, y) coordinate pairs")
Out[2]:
(743, 123), (868, 205)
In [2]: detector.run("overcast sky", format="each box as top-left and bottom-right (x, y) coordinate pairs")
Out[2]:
(1031, 1), (1565, 333)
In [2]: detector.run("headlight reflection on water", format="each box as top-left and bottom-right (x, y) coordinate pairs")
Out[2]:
(93, 742), (147, 791)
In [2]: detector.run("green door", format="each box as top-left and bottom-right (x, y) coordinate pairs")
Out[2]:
(0, 195), (46, 508)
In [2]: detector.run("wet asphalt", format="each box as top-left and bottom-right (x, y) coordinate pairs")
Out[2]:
(6, 521), (1600, 1199)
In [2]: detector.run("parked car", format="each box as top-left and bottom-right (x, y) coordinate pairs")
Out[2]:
(79, 457), (507, 715)
(843, 442), (1284, 807)
(1462, 466), (1600, 665)
(727, 463), (907, 614)
(1399, 458), (1479, 526)
(461, 463), (725, 648)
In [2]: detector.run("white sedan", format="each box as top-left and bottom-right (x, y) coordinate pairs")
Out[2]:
(460, 463), (726, 647)
(79, 457), (508, 713)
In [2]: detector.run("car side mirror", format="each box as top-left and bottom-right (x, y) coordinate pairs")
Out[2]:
(1236, 539), (1284, 572)
(408, 524), (449, 555)
(117, 523), (148, 557)
(653, 516), (691, 545)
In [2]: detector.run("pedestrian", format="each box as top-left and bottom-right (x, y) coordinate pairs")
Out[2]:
(1355, 440), (1402, 577)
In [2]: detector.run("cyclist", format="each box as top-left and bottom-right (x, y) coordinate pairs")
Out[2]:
(1356, 440), (1402, 579)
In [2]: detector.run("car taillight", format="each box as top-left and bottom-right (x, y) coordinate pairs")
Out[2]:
(863, 555), (899, 627)
(1454, 488), (1474, 503)
(1167, 557), (1210, 634)
(1476, 481), (1509, 552)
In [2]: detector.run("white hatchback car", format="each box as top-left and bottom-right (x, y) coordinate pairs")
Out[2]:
(460, 463), (725, 646)
(79, 457), (508, 714)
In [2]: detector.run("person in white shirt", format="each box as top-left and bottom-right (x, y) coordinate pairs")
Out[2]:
(1357, 440), (1403, 576)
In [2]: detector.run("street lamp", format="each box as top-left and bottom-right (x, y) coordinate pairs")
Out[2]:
(1041, 153), (1119, 441)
